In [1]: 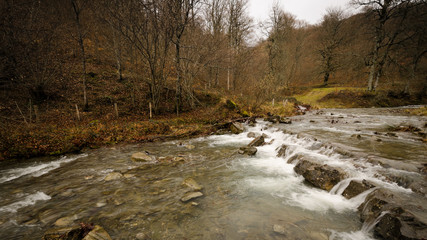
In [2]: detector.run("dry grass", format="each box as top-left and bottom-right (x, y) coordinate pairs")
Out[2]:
(292, 87), (365, 108)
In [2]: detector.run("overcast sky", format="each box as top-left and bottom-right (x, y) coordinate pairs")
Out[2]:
(248, 0), (354, 25)
(247, 0), (356, 41)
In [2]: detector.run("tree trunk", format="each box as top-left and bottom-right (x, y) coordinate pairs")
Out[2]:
(175, 39), (182, 116)
(323, 72), (330, 86)
(72, 0), (88, 111)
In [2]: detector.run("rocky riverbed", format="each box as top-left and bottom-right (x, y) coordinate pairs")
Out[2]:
(0, 107), (426, 239)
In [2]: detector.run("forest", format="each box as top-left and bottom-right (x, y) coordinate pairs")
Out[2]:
(1, 0), (427, 160)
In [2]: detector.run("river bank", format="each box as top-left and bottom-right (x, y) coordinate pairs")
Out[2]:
(0, 100), (250, 161)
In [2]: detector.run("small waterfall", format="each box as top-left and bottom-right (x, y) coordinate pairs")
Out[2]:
(361, 211), (390, 233)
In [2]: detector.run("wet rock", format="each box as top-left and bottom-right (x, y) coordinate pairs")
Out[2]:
(182, 178), (203, 191)
(386, 132), (398, 137)
(238, 146), (257, 156)
(215, 129), (230, 135)
(264, 115), (280, 123)
(83, 225), (112, 240)
(279, 118), (292, 124)
(341, 180), (375, 199)
(248, 136), (264, 147)
(351, 134), (362, 140)
(367, 156), (420, 173)
(181, 191), (203, 202)
(294, 159), (346, 191)
(276, 144), (288, 157)
(43, 226), (82, 240)
(408, 179), (427, 195)
(131, 152), (154, 162)
(371, 136), (382, 142)
(287, 154), (301, 164)
(358, 188), (427, 240)
(230, 122), (245, 134)
(104, 172), (122, 181)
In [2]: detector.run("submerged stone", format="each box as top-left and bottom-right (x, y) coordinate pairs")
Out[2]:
(185, 144), (195, 150)
(131, 152), (153, 162)
(54, 215), (79, 227)
(104, 172), (122, 181)
(181, 192), (203, 202)
(182, 178), (203, 191)
(273, 224), (286, 235)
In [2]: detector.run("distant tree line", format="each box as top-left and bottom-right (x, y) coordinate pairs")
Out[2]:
(0, 0), (426, 115)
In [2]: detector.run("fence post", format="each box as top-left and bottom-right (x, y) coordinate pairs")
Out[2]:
(114, 103), (119, 118)
(75, 104), (80, 121)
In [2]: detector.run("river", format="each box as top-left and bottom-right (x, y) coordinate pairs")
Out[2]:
(0, 107), (426, 239)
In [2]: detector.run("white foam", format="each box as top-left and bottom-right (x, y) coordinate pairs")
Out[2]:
(0, 192), (51, 213)
(329, 230), (375, 240)
(287, 187), (362, 213)
(0, 154), (87, 183)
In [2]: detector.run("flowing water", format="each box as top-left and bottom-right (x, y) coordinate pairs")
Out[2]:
(0, 107), (426, 239)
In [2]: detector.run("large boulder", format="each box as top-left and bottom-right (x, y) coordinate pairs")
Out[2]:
(238, 146), (257, 156)
(248, 136), (264, 147)
(341, 180), (375, 199)
(131, 152), (154, 162)
(230, 122), (245, 134)
(358, 188), (427, 240)
(294, 159), (346, 191)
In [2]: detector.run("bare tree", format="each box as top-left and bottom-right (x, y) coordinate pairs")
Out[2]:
(106, 0), (174, 112)
(71, 0), (89, 110)
(203, 0), (228, 88)
(226, 0), (252, 91)
(266, 4), (303, 89)
(353, 0), (415, 91)
(167, 0), (200, 115)
(317, 9), (346, 86)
